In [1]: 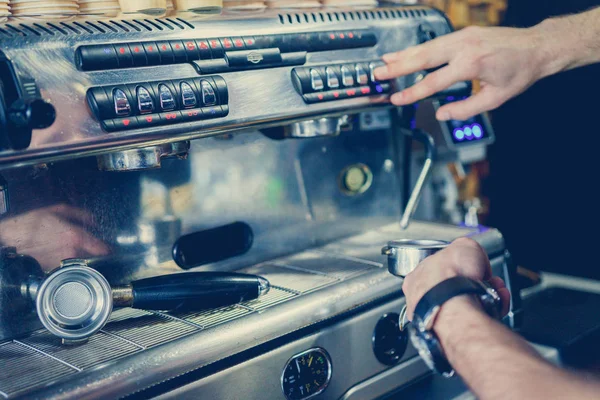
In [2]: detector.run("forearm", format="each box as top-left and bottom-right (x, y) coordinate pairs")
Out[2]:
(435, 297), (600, 400)
(534, 7), (600, 78)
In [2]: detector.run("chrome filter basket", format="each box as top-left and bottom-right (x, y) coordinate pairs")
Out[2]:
(382, 239), (449, 277)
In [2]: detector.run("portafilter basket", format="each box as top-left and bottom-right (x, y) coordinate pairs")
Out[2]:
(382, 239), (449, 277)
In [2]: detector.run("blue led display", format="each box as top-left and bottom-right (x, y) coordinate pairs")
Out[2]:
(452, 123), (484, 143)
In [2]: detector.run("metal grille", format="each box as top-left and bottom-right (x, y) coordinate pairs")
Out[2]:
(0, 341), (76, 398)
(170, 305), (252, 329)
(278, 252), (377, 279)
(238, 264), (338, 294)
(19, 330), (141, 369)
(278, 7), (430, 25)
(103, 309), (200, 349)
(242, 287), (297, 311)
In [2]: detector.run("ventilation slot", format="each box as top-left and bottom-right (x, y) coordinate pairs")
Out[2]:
(0, 18), (193, 37)
(278, 7), (429, 25)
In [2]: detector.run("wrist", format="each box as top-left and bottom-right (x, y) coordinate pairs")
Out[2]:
(433, 295), (489, 363)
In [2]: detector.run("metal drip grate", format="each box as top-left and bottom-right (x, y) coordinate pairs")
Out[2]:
(0, 246), (380, 398)
(103, 309), (200, 349)
(238, 264), (338, 294)
(0, 341), (76, 398)
(169, 305), (252, 329)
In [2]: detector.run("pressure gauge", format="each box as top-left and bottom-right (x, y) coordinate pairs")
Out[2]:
(281, 348), (332, 400)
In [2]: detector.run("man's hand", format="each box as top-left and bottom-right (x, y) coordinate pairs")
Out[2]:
(402, 237), (511, 321)
(374, 26), (548, 121)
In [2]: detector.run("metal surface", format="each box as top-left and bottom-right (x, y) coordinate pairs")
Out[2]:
(0, 176), (7, 215)
(96, 141), (190, 171)
(287, 115), (349, 138)
(382, 239), (448, 277)
(0, 6), (449, 170)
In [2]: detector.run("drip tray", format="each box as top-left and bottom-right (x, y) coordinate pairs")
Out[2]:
(0, 248), (378, 398)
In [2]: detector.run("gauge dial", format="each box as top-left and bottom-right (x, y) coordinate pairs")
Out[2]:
(281, 348), (332, 400)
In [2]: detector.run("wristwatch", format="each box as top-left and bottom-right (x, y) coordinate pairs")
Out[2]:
(409, 276), (502, 377)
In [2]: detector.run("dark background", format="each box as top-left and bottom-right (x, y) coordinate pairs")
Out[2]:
(486, 0), (600, 279)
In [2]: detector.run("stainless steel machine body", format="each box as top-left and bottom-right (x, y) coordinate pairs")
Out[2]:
(0, 6), (511, 399)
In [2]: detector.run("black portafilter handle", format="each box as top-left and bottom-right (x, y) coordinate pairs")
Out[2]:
(172, 222), (254, 270)
(114, 271), (270, 311)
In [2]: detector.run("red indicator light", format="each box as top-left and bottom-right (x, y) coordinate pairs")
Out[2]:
(317, 94), (324, 100)
(210, 40), (218, 48)
(348, 32), (354, 38)
(187, 110), (199, 117)
(347, 90), (356, 96)
(147, 46), (154, 52)
(122, 119), (130, 126)
(235, 39), (243, 47)
(200, 41), (208, 49)
(329, 33), (335, 40)
(361, 87), (371, 94)
(134, 47), (140, 53)
(161, 44), (168, 50)
(333, 92), (340, 98)
(166, 113), (177, 120)
(247, 39), (254, 45)
(145, 116), (153, 123)
(186, 42), (195, 50)
(119, 47), (125, 54)
(339, 33), (345, 39)
(175, 44), (181, 49)
(223, 39), (232, 48)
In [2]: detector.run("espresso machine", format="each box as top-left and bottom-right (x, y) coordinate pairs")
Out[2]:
(0, 6), (528, 399)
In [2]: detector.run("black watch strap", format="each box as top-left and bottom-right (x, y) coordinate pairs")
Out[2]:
(414, 276), (487, 324)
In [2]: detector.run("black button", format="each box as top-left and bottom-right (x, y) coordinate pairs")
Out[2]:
(199, 79), (218, 106)
(373, 313), (408, 366)
(288, 33), (310, 52)
(220, 104), (229, 117)
(202, 105), (227, 119)
(211, 76), (228, 104)
(291, 68), (312, 94)
(192, 59), (229, 74)
(243, 37), (257, 49)
(232, 37), (245, 50)
(281, 52), (307, 67)
(180, 108), (203, 122)
(149, 81), (180, 110)
(77, 45), (119, 70)
(114, 44), (134, 68)
(254, 35), (277, 49)
(225, 48), (282, 68)
(169, 40), (188, 63)
(273, 35), (291, 52)
(143, 42), (161, 65)
(101, 119), (115, 132)
(158, 111), (182, 124)
(356, 30), (377, 47)
(207, 38), (224, 58)
(112, 116), (138, 130)
(136, 113), (162, 128)
(195, 39), (212, 59)
(220, 38), (234, 51)
(316, 32), (337, 51)
(156, 41), (175, 64)
(183, 39), (201, 61)
(178, 81), (198, 109)
(128, 43), (148, 66)
(305, 32), (321, 51)
(87, 87), (114, 120)
(303, 92), (334, 103)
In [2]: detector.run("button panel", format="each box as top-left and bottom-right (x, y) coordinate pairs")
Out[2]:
(292, 61), (391, 104)
(76, 30), (377, 71)
(87, 75), (229, 132)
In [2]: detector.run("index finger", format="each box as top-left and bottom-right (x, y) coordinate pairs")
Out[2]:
(374, 32), (462, 81)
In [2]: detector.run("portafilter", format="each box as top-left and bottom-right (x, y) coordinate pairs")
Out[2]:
(19, 258), (269, 344)
(382, 239), (449, 277)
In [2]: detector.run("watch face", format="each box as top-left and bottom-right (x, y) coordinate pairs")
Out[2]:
(409, 326), (436, 372)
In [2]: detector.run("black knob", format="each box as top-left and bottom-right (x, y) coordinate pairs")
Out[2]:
(5, 98), (56, 150)
(372, 313), (409, 366)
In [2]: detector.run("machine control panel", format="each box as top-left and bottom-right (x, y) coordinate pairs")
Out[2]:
(292, 61), (390, 103)
(281, 347), (332, 400)
(87, 76), (229, 132)
(76, 30), (377, 72)
(434, 96), (495, 149)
